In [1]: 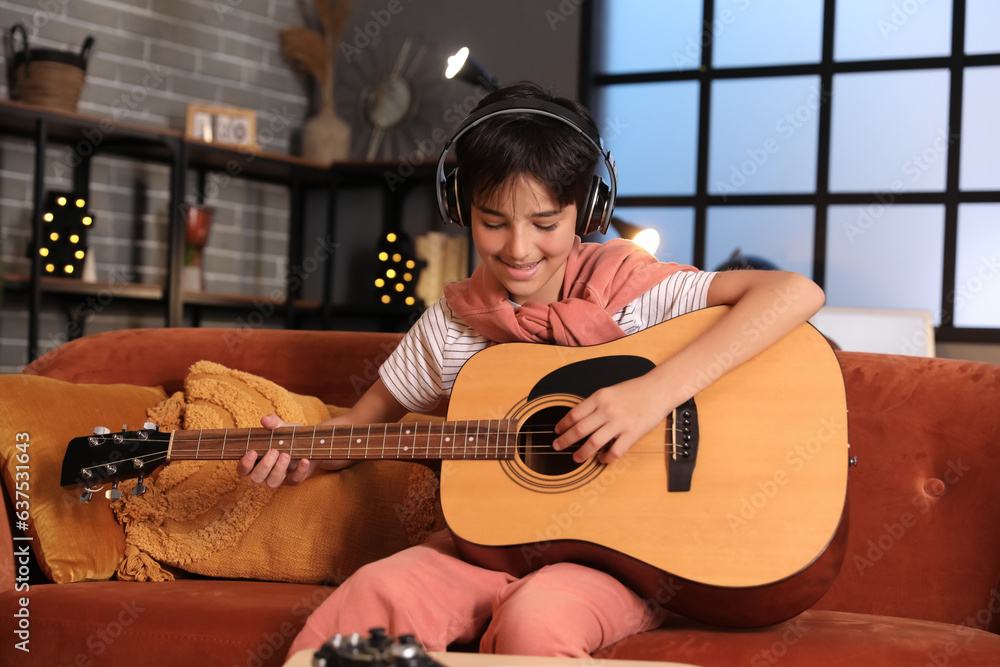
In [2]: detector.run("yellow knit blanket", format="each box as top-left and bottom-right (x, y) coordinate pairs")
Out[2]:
(112, 361), (444, 583)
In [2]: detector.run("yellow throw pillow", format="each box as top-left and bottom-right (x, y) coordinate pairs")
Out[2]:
(0, 374), (167, 583)
(113, 361), (445, 584)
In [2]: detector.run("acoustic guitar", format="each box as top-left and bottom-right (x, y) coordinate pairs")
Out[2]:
(62, 306), (851, 628)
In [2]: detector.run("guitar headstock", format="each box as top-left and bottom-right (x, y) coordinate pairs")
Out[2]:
(61, 423), (170, 494)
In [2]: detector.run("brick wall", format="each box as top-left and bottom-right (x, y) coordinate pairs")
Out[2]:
(0, 0), (315, 371)
(0, 0), (583, 372)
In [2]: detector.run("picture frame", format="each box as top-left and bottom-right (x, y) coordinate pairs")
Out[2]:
(184, 104), (258, 149)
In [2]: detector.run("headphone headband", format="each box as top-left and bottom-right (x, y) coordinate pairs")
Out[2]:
(435, 97), (618, 236)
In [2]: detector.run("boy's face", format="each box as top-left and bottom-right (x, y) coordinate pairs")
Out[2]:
(470, 174), (578, 305)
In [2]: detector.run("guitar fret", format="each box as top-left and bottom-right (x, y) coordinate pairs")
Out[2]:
(382, 424), (388, 460)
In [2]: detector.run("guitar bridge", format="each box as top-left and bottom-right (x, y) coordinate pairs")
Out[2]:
(667, 398), (699, 492)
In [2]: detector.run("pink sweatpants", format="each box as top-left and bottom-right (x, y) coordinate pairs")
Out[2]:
(288, 529), (661, 658)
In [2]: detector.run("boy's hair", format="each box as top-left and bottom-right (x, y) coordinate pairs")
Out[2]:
(455, 82), (602, 220)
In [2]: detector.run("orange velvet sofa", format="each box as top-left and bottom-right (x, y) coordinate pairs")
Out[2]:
(2, 326), (1000, 667)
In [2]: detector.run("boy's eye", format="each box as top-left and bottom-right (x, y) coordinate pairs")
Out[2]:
(481, 219), (504, 230)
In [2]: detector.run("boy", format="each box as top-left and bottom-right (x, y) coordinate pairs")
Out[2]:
(239, 82), (825, 656)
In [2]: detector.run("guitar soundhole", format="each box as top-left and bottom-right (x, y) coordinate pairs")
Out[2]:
(518, 406), (584, 477)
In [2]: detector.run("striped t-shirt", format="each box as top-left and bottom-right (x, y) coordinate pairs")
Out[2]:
(380, 270), (717, 414)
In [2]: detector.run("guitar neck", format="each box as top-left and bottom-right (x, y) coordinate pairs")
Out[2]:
(166, 419), (520, 462)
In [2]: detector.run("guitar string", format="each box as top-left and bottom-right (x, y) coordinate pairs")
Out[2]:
(77, 448), (678, 481)
(100, 422), (686, 447)
(93, 435), (682, 453)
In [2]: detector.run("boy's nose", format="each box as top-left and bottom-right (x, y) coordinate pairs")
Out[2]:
(506, 228), (530, 260)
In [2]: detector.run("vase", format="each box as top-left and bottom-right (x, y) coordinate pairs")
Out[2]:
(302, 100), (351, 165)
(181, 205), (213, 292)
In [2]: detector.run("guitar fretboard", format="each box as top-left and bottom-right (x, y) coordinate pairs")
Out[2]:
(167, 419), (520, 462)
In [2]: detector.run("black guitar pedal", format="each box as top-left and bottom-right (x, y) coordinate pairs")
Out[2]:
(313, 628), (444, 667)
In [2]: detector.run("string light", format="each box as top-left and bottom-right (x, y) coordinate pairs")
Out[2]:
(39, 191), (94, 278)
(374, 230), (424, 307)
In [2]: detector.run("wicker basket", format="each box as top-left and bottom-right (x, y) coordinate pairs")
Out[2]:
(4, 23), (94, 113)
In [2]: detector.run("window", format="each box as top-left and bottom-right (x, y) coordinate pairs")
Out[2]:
(585, 0), (1000, 340)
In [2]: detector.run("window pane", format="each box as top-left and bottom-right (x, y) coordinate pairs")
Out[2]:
(598, 1), (703, 73)
(597, 82), (700, 196)
(705, 206), (814, 277)
(954, 204), (1000, 328)
(960, 66), (1000, 191)
(708, 76), (821, 196)
(834, 0), (952, 61)
(609, 207), (696, 266)
(713, 0), (824, 68)
(826, 205), (944, 323)
(829, 70), (950, 193)
(966, 0), (1000, 54)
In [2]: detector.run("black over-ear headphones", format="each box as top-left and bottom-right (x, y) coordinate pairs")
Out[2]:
(435, 98), (618, 236)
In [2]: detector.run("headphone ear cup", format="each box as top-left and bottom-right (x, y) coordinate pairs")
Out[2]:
(443, 168), (467, 227)
(578, 176), (612, 236)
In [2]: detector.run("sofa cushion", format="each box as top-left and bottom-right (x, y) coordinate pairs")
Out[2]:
(596, 609), (1000, 666)
(0, 374), (166, 583)
(813, 352), (1000, 633)
(112, 360), (444, 584)
(0, 579), (333, 667)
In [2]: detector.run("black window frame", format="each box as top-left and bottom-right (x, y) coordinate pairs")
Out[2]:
(580, 0), (1000, 343)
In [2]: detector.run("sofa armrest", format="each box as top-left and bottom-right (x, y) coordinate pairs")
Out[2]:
(23, 328), (405, 407)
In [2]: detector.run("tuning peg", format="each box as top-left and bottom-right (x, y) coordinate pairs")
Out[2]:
(93, 426), (110, 436)
(106, 481), (122, 500)
(79, 490), (93, 503)
(132, 474), (147, 496)
(143, 422), (159, 431)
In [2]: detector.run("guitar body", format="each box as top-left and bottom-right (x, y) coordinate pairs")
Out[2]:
(441, 306), (850, 627)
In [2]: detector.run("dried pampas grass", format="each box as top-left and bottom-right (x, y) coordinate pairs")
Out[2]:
(279, 0), (355, 96)
(280, 26), (327, 83)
